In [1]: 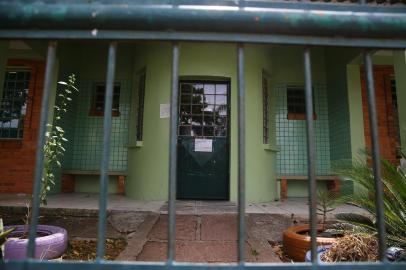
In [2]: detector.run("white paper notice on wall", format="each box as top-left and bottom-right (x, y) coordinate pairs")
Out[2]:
(195, 139), (213, 152)
(160, 103), (170, 118)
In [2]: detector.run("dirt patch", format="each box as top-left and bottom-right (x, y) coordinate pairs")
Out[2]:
(268, 241), (293, 262)
(62, 238), (127, 261)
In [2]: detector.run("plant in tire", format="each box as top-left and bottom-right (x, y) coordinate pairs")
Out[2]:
(335, 151), (406, 248)
(4, 74), (78, 260)
(41, 74), (78, 205)
(0, 218), (15, 261)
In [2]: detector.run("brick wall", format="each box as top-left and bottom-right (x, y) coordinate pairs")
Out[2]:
(361, 66), (400, 165)
(0, 60), (45, 194)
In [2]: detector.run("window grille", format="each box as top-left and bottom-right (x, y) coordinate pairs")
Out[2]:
(262, 72), (270, 144)
(136, 71), (146, 141)
(1, 1), (405, 269)
(90, 83), (120, 117)
(0, 70), (30, 139)
(286, 86), (316, 120)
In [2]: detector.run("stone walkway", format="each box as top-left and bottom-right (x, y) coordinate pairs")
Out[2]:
(119, 214), (289, 262)
(0, 193), (367, 263)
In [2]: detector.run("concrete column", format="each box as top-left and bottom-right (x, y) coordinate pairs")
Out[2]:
(393, 51), (406, 155)
(346, 64), (365, 160)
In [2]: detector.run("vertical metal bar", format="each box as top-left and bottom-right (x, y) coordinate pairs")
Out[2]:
(96, 42), (117, 261)
(27, 41), (57, 259)
(364, 50), (387, 261)
(237, 43), (246, 265)
(303, 47), (317, 263)
(167, 42), (180, 264)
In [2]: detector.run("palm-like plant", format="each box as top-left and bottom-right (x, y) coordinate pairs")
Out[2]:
(335, 151), (406, 248)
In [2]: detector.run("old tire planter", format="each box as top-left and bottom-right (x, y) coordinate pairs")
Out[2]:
(4, 225), (68, 260)
(283, 225), (336, 262)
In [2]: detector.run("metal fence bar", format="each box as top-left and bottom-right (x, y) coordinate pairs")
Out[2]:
(303, 47), (317, 263)
(363, 50), (387, 261)
(5, 260), (406, 270)
(237, 43), (246, 264)
(2, 1), (406, 40)
(1, 31), (406, 49)
(168, 42), (180, 264)
(27, 41), (57, 259)
(96, 42), (117, 260)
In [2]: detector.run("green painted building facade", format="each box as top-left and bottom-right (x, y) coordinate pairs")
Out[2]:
(0, 41), (405, 202)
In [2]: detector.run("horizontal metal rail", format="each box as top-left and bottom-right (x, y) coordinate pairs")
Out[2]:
(0, 1), (406, 48)
(0, 0), (404, 270)
(3, 260), (406, 270)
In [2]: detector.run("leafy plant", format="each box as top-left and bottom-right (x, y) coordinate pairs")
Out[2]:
(335, 151), (406, 247)
(0, 218), (15, 261)
(24, 74), (77, 230)
(317, 189), (337, 231)
(40, 74), (78, 205)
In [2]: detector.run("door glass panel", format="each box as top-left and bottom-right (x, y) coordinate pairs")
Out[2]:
(179, 125), (191, 136)
(204, 114), (214, 125)
(181, 83), (192, 94)
(191, 126), (202, 136)
(192, 94), (204, 104)
(203, 126), (214, 137)
(204, 104), (214, 113)
(193, 84), (204, 94)
(204, 84), (215, 94)
(215, 105), (227, 116)
(179, 81), (229, 138)
(180, 105), (191, 114)
(215, 116), (227, 125)
(204, 94), (215, 104)
(192, 115), (203, 126)
(192, 105), (203, 114)
(180, 115), (191, 125)
(181, 94), (190, 104)
(215, 126), (227, 137)
(216, 95), (227, 105)
(216, 84), (227, 94)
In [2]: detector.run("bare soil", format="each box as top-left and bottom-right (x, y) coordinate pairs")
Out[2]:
(62, 238), (127, 261)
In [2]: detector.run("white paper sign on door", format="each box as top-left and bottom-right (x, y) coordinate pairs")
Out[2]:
(160, 103), (170, 118)
(195, 139), (213, 152)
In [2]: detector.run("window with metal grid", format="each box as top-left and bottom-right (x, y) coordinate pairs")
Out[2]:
(287, 86), (316, 120)
(262, 72), (270, 144)
(0, 70), (30, 139)
(89, 83), (120, 117)
(136, 71), (146, 141)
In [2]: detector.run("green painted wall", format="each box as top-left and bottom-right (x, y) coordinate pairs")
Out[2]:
(325, 48), (359, 195)
(127, 43), (171, 200)
(127, 42), (278, 202)
(347, 64), (365, 162)
(394, 51), (406, 155)
(271, 47), (330, 197)
(57, 43), (135, 193)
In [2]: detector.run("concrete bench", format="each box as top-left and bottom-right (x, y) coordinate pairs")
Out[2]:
(61, 170), (126, 194)
(277, 175), (340, 201)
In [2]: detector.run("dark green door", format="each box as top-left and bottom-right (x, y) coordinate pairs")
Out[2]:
(177, 81), (230, 200)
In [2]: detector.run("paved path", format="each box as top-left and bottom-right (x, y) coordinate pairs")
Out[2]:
(122, 214), (287, 263)
(0, 193), (367, 263)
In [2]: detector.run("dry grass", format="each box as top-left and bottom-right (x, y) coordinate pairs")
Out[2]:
(62, 238), (127, 261)
(321, 234), (378, 262)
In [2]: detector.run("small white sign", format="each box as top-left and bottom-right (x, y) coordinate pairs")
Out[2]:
(160, 103), (170, 118)
(195, 139), (213, 152)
